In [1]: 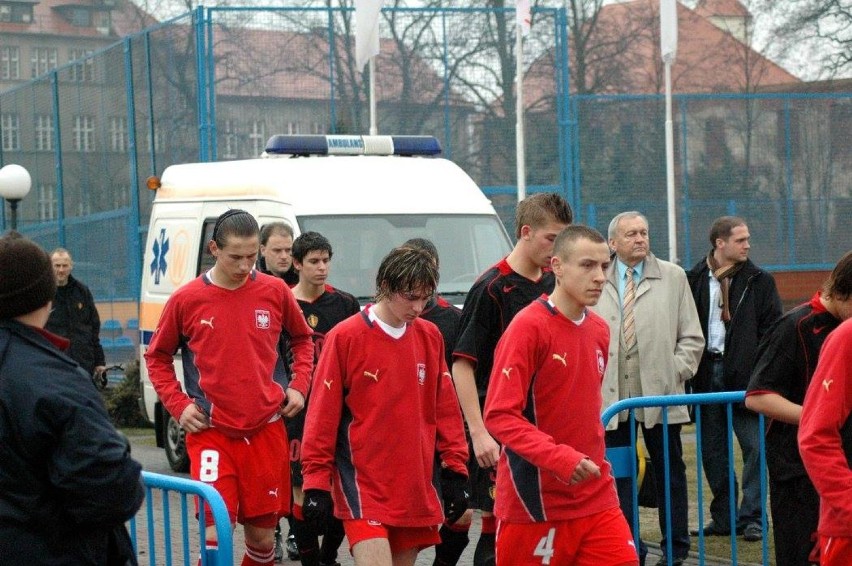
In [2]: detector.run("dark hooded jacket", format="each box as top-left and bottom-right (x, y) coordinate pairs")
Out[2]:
(0, 319), (143, 565)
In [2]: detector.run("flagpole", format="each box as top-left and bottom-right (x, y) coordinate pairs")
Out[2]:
(665, 60), (677, 263)
(660, 0), (678, 263)
(369, 57), (378, 135)
(515, 11), (526, 203)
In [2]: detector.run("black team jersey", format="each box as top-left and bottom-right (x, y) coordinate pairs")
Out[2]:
(453, 258), (555, 401)
(298, 284), (361, 361)
(746, 292), (841, 481)
(421, 296), (462, 369)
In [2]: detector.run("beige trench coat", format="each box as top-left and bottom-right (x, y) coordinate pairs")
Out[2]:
(591, 253), (705, 430)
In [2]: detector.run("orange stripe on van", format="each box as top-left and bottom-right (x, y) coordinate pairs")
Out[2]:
(139, 301), (166, 331)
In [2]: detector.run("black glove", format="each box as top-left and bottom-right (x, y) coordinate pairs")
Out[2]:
(440, 468), (470, 524)
(303, 489), (333, 533)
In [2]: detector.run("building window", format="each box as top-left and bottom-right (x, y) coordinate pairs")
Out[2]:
(310, 122), (325, 135)
(110, 117), (128, 152)
(114, 185), (130, 208)
(37, 183), (57, 221)
(35, 115), (54, 151)
(31, 47), (58, 78)
(287, 122), (300, 135)
(248, 120), (265, 156)
(69, 49), (94, 82)
(146, 128), (163, 153)
(1, 3), (33, 23)
(222, 119), (238, 158)
(69, 8), (91, 27)
(1, 113), (20, 150)
(73, 115), (95, 152)
(1, 46), (20, 80)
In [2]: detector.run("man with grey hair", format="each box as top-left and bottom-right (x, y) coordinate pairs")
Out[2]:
(592, 211), (704, 566)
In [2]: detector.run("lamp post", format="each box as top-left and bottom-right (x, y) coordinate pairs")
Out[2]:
(0, 164), (32, 231)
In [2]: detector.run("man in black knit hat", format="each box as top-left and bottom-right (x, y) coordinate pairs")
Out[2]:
(0, 231), (144, 564)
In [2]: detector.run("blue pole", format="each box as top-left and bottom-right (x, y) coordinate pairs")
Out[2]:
(124, 37), (142, 300)
(51, 70), (66, 247)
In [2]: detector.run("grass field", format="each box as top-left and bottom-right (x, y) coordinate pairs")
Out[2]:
(637, 423), (774, 565)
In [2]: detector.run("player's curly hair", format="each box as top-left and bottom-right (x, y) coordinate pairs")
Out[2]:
(375, 246), (438, 302)
(824, 249), (852, 301)
(292, 231), (332, 263)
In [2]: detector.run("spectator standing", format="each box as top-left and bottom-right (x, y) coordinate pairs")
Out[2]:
(45, 247), (106, 380)
(798, 317), (852, 566)
(301, 246), (469, 566)
(745, 250), (852, 566)
(259, 220), (300, 561)
(452, 193), (572, 566)
(592, 212), (703, 566)
(402, 237), (466, 566)
(0, 232), (144, 565)
(687, 216), (782, 542)
(287, 231), (360, 566)
(260, 222), (299, 286)
(484, 225), (638, 566)
(146, 210), (314, 566)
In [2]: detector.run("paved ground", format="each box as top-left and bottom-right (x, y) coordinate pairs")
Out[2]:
(129, 433), (762, 565)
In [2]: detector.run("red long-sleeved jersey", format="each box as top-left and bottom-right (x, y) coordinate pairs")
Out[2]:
(484, 298), (620, 523)
(301, 307), (468, 527)
(145, 270), (314, 437)
(798, 317), (852, 538)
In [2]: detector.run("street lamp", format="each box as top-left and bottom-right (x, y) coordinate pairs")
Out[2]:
(0, 164), (32, 231)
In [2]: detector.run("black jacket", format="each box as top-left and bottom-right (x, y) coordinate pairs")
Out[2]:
(687, 257), (782, 392)
(45, 275), (105, 375)
(0, 320), (144, 565)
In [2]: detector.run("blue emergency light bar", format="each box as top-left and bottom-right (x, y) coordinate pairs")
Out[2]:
(264, 135), (442, 157)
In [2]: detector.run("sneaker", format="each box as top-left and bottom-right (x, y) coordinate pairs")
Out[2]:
(689, 521), (731, 536)
(743, 523), (762, 542)
(273, 530), (284, 563)
(655, 557), (685, 566)
(286, 533), (299, 561)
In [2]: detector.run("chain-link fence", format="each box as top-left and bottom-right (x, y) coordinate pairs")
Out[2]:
(1, 6), (850, 307)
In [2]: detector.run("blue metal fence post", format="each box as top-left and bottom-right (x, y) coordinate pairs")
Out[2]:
(124, 37), (142, 300)
(679, 97), (691, 266)
(206, 8), (217, 161)
(327, 6), (337, 134)
(441, 12), (452, 159)
(783, 98), (796, 264)
(50, 70), (66, 247)
(194, 6), (209, 161)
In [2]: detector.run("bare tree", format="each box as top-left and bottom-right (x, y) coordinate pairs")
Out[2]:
(763, 0), (852, 79)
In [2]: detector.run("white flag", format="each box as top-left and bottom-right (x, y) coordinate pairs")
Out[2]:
(516, 0), (531, 36)
(660, 0), (678, 63)
(355, 0), (383, 72)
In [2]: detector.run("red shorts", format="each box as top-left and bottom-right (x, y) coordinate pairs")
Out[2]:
(343, 519), (440, 554)
(496, 507), (638, 566)
(820, 535), (852, 566)
(187, 419), (290, 527)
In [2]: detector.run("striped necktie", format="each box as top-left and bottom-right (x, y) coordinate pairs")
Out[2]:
(623, 267), (636, 349)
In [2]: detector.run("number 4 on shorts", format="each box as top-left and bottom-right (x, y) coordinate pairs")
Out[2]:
(533, 527), (556, 565)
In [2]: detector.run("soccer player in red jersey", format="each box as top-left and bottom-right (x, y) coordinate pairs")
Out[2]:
(287, 231), (360, 566)
(798, 315), (852, 566)
(146, 209), (314, 566)
(484, 225), (639, 566)
(301, 246), (469, 566)
(452, 193), (572, 566)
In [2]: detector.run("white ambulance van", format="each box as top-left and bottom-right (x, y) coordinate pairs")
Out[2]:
(139, 134), (513, 470)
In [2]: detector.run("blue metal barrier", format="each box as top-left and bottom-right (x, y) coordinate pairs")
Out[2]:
(602, 392), (769, 566)
(132, 471), (234, 566)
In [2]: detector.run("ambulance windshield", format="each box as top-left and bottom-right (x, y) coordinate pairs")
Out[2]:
(298, 214), (512, 304)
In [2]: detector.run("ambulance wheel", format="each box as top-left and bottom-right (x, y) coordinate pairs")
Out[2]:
(164, 414), (190, 472)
